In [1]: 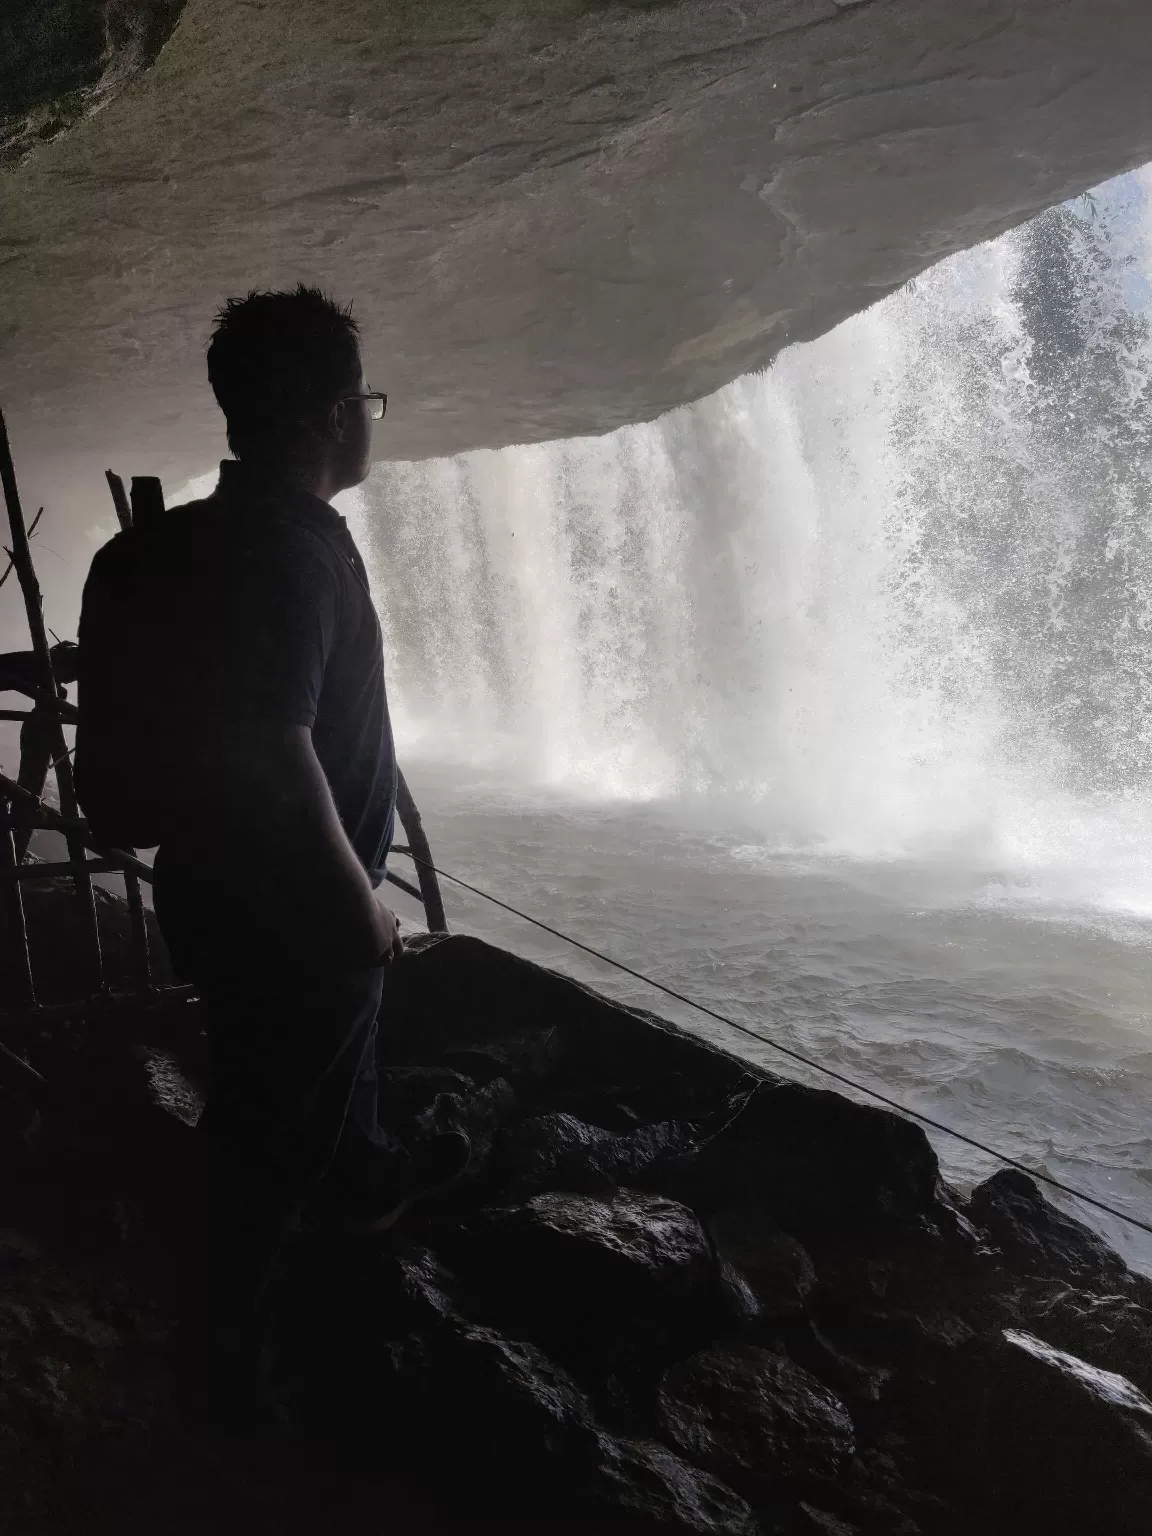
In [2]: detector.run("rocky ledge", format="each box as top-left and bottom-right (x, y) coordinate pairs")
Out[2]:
(2, 930), (1151, 1535)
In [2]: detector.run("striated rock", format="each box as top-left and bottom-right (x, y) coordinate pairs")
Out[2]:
(497, 1111), (622, 1194)
(818, 1444), (948, 1535)
(498, 1110), (701, 1196)
(1007, 1281), (1152, 1396)
(380, 1241), (462, 1330)
(969, 1167), (1132, 1288)
(659, 1345), (855, 1490)
(789, 1508), (862, 1536)
(590, 1434), (761, 1536)
(466, 1189), (715, 1322)
(709, 1208), (817, 1319)
(398, 1323), (600, 1460)
(380, 1321), (762, 1533)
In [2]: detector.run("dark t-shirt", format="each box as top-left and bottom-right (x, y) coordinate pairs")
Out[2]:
(76, 461), (396, 890)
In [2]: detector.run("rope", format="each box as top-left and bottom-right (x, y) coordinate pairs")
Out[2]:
(395, 850), (1152, 1243)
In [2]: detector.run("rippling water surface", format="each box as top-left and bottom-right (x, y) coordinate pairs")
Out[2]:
(385, 766), (1152, 1276)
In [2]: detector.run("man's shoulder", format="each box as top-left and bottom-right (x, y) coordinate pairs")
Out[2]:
(84, 498), (219, 586)
(84, 493), (358, 611)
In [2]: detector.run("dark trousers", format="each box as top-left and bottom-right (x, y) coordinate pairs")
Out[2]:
(154, 859), (410, 1358)
(184, 969), (409, 1363)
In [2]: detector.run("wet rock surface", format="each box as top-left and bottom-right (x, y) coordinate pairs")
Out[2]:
(658, 1346), (855, 1490)
(1, 930), (1151, 1534)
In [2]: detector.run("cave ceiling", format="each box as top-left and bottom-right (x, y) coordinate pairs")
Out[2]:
(2, 0), (1152, 623)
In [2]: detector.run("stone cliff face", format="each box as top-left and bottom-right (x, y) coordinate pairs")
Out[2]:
(0, 2), (187, 171)
(2, 0), (1152, 616)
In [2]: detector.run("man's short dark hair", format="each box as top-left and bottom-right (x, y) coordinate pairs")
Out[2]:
(207, 285), (361, 460)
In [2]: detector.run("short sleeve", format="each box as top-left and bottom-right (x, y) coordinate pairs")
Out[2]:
(198, 526), (341, 729)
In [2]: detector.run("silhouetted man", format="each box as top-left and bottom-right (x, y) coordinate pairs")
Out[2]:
(75, 286), (466, 1424)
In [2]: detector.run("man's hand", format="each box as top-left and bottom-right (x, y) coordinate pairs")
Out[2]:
(173, 721), (401, 972)
(375, 900), (404, 964)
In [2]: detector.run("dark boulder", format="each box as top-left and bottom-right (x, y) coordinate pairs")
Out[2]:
(669, 1083), (945, 1245)
(1004, 1280), (1152, 1396)
(391, 1322), (601, 1460)
(379, 936), (748, 1117)
(709, 1208), (817, 1319)
(589, 1434), (762, 1536)
(381, 1321), (761, 1534)
(378, 1240), (465, 1329)
(905, 1327), (1152, 1534)
(460, 1189), (716, 1324)
(375, 1063), (480, 1124)
(0, 1084), (43, 1175)
(405, 1074), (518, 1185)
(658, 1345), (855, 1491)
(969, 1168), (1133, 1288)
(497, 1110), (703, 1196)
(445, 1187), (721, 1416)
(780, 1324), (889, 1420)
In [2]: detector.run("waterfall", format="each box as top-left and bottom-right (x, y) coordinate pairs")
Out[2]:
(347, 169), (1152, 904)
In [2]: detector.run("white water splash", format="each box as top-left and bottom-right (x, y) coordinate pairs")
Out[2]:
(346, 170), (1152, 921)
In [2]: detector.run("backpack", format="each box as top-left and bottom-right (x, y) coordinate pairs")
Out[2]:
(75, 498), (227, 849)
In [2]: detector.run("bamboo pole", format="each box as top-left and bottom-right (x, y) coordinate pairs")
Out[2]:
(0, 414), (107, 987)
(0, 771), (153, 881)
(395, 768), (448, 932)
(0, 797), (35, 1004)
(0, 1036), (44, 1088)
(102, 472), (155, 984)
(122, 870), (153, 986)
(384, 868), (424, 904)
(105, 470), (132, 532)
(1, 858), (119, 880)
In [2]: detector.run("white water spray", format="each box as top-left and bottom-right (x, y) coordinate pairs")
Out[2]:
(347, 171), (1152, 918)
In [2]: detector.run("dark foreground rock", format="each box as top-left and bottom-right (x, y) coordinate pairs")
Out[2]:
(1, 929), (1151, 1535)
(659, 1346), (855, 1491)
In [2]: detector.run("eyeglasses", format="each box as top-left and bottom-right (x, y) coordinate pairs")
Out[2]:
(339, 390), (387, 421)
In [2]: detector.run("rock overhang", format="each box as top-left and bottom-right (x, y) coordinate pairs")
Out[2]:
(2, 0), (1152, 629)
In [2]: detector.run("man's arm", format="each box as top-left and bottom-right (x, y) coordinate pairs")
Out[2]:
(178, 720), (401, 970)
